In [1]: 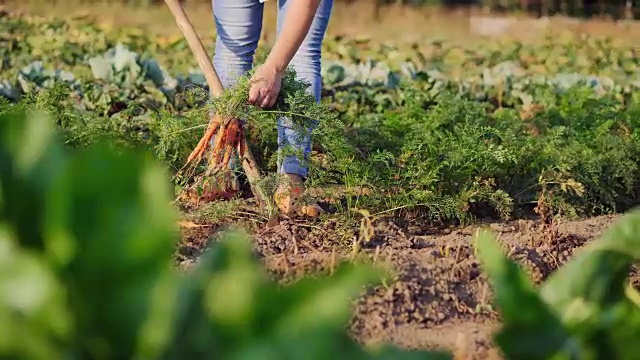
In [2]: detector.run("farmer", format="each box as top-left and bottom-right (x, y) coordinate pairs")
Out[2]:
(212, 0), (332, 214)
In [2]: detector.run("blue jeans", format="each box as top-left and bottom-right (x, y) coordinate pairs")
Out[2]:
(212, 0), (333, 179)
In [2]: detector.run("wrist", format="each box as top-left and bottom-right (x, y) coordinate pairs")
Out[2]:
(265, 54), (287, 74)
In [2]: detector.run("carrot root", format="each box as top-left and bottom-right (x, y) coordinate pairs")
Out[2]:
(186, 117), (221, 164)
(218, 120), (239, 170)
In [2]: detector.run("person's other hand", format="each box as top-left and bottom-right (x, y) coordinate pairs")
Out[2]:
(248, 63), (283, 108)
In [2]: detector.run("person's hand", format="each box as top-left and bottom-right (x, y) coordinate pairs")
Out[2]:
(248, 63), (283, 108)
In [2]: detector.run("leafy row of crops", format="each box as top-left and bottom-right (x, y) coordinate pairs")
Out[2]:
(1, 11), (639, 223)
(2, 13), (639, 104)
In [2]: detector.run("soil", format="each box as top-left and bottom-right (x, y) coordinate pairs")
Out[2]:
(176, 208), (635, 359)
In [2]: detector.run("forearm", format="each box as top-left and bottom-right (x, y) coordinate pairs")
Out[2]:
(265, 0), (322, 73)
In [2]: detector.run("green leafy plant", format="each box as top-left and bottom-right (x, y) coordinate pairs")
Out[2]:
(2, 12), (639, 224)
(475, 210), (640, 359)
(0, 108), (451, 359)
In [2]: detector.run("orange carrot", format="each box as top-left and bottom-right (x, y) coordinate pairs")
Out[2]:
(236, 125), (246, 160)
(186, 116), (221, 164)
(208, 135), (226, 171)
(219, 119), (240, 170)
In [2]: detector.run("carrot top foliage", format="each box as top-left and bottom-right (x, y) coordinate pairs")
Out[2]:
(1, 12), (639, 223)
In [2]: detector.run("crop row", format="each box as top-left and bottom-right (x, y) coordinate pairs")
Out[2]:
(2, 12), (639, 105)
(1, 12), (639, 222)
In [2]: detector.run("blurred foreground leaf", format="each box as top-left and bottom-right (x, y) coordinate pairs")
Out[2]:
(476, 210), (640, 359)
(0, 108), (451, 360)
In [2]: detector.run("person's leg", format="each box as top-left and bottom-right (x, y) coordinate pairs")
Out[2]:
(273, 0), (332, 214)
(212, 0), (264, 89)
(275, 0), (333, 180)
(210, 0), (264, 184)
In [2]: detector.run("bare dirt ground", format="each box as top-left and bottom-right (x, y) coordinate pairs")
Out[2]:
(176, 207), (633, 359)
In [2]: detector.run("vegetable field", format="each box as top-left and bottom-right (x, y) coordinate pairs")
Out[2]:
(1, 9), (640, 359)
